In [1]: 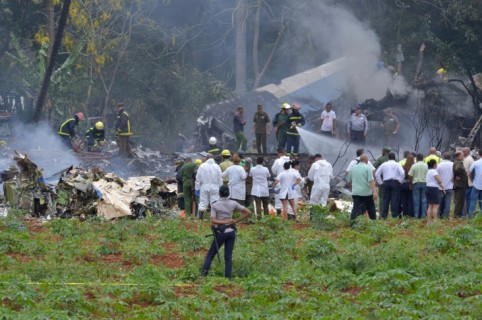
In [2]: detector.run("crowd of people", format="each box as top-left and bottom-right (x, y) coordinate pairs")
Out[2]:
(346, 146), (481, 224)
(174, 147), (334, 221)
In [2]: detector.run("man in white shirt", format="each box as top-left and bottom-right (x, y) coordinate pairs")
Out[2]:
(436, 152), (454, 219)
(463, 147), (474, 216)
(375, 152), (405, 218)
(271, 148), (291, 213)
(345, 148), (375, 175)
(320, 103), (336, 136)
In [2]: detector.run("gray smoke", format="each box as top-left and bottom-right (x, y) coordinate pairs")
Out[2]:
(295, 1), (409, 102)
(11, 121), (79, 178)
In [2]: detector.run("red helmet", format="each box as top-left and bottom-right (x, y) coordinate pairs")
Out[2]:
(75, 112), (85, 120)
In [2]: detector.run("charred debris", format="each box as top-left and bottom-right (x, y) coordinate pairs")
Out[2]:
(1, 150), (180, 220)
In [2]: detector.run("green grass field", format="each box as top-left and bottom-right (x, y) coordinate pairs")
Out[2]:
(0, 209), (481, 319)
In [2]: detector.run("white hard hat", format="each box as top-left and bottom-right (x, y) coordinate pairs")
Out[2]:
(209, 137), (217, 145)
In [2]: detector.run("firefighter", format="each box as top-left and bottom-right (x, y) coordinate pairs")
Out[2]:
(85, 121), (106, 152)
(207, 136), (221, 155)
(58, 112), (85, 149)
(272, 103), (291, 150)
(285, 103), (305, 157)
(115, 103), (134, 158)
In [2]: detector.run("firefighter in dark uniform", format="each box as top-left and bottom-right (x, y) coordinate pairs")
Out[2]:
(207, 136), (221, 155)
(285, 103), (305, 157)
(115, 103), (134, 158)
(201, 185), (251, 279)
(85, 121), (106, 152)
(58, 112), (85, 149)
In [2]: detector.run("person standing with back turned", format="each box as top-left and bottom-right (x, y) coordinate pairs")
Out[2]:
(201, 185), (251, 279)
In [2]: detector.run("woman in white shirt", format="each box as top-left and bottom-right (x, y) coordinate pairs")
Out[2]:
(222, 154), (247, 204)
(249, 157), (271, 218)
(273, 161), (302, 220)
(287, 160), (303, 219)
(425, 159), (445, 224)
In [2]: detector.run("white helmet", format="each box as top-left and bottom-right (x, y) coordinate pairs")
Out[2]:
(209, 137), (217, 145)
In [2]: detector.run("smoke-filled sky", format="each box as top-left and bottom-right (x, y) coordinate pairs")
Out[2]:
(293, 0), (407, 102)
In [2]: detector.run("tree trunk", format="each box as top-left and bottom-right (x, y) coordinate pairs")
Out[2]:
(45, 0), (55, 121)
(33, 0), (72, 123)
(235, 0), (247, 94)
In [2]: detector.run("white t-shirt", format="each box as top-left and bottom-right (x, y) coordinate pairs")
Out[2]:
(320, 110), (336, 131)
(426, 169), (439, 188)
(346, 158), (375, 173)
(250, 165), (270, 197)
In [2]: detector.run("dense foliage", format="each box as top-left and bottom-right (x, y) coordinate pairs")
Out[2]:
(0, 209), (481, 318)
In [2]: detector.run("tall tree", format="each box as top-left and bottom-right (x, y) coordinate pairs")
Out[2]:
(235, 0), (247, 93)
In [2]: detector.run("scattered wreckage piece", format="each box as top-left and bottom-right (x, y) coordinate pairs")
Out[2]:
(1, 151), (178, 220)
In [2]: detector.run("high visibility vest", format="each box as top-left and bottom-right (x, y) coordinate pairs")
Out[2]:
(116, 111), (133, 136)
(58, 118), (75, 136)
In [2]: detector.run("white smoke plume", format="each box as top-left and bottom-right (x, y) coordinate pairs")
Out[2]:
(295, 1), (409, 102)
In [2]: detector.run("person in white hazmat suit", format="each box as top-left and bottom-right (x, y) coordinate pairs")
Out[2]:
(308, 153), (333, 208)
(222, 154), (247, 204)
(271, 148), (291, 214)
(195, 154), (223, 219)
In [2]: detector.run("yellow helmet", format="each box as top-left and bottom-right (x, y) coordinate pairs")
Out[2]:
(221, 149), (231, 156)
(95, 121), (104, 130)
(195, 159), (202, 166)
(436, 68), (446, 75)
(282, 103), (291, 109)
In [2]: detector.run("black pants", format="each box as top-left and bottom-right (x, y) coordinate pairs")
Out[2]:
(399, 182), (414, 217)
(382, 180), (400, 218)
(253, 196), (269, 217)
(350, 130), (365, 145)
(255, 133), (267, 153)
(202, 231), (235, 278)
(453, 187), (466, 218)
(351, 195), (376, 221)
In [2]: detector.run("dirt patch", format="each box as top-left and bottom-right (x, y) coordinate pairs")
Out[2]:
(213, 285), (243, 297)
(173, 284), (198, 297)
(101, 253), (134, 267)
(398, 230), (414, 237)
(184, 223), (198, 232)
(457, 291), (480, 299)
(27, 224), (44, 233)
(162, 242), (177, 251)
(341, 286), (362, 296)
(44, 235), (65, 243)
(186, 249), (208, 257)
(152, 253), (183, 268)
(6, 252), (31, 263)
(143, 234), (158, 241)
(84, 291), (96, 300)
(291, 223), (311, 230)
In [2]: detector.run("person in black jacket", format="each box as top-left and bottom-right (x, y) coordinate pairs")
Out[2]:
(85, 121), (106, 152)
(115, 103), (134, 158)
(285, 103), (305, 157)
(58, 112), (85, 149)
